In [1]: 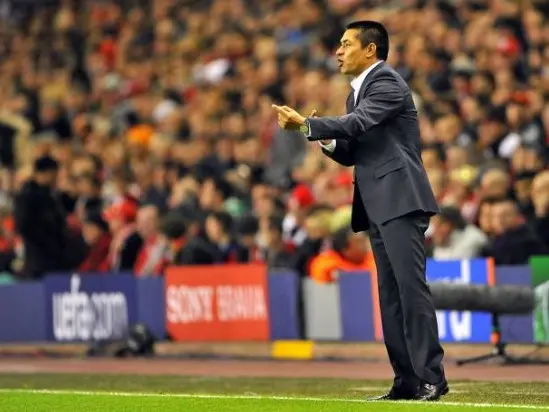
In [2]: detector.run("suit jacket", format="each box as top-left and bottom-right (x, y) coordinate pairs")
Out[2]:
(308, 61), (439, 231)
(14, 180), (69, 278)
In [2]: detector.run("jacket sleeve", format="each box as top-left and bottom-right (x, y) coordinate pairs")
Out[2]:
(14, 192), (55, 251)
(307, 73), (405, 141)
(321, 141), (354, 166)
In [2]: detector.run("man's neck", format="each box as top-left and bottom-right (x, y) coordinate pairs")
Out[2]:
(352, 59), (381, 78)
(217, 235), (230, 247)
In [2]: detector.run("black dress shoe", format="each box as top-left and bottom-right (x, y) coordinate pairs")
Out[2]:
(368, 387), (417, 401)
(416, 381), (449, 401)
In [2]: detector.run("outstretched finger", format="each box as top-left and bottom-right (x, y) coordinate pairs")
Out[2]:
(280, 105), (295, 114)
(309, 109), (317, 117)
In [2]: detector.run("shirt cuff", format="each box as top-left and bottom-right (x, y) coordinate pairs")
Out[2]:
(318, 140), (336, 152)
(305, 119), (312, 138)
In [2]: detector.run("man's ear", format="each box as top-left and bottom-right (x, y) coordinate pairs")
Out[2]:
(367, 42), (377, 58)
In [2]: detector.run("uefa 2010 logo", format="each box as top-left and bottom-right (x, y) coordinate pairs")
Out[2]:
(52, 274), (129, 341)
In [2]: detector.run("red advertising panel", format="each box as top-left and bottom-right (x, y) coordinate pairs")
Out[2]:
(165, 264), (270, 341)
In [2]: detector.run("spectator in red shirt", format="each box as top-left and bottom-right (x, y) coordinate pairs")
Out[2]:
(134, 204), (168, 277)
(79, 213), (111, 273)
(104, 195), (143, 272)
(283, 184), (315, 247)
(0, 216), (17, 274)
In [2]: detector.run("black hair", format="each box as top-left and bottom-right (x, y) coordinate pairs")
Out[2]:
(160, 213), (187, 240)
(438, 206), (467, 230)
(208, 211), (233, 234)
(84, 212), (109, 232)
(475, 70), (496, 91)
(515, 170), (538, 181)
(34, 155), (59, 172)
(213, 178), (233, 200)
(478, 195), (509, 210)
(345, 20), (389, 60)
(493, 196), (517, 205)
(236, 215), (259, 236)
(267, 214), (284, 235)
(332, 226), (352, 255)
(78, 172), (102, 190)
(89, 154), (103, 173)
(422, 143), (446, 163)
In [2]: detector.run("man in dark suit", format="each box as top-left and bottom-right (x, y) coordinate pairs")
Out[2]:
(273, 21), (448, 401)
(14, 156), (69, 279)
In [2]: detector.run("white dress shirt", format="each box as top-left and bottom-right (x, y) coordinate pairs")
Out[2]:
(318, 60), (384, 152)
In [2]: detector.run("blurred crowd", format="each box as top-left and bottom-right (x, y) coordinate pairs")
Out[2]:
(0, 0), (548, 282)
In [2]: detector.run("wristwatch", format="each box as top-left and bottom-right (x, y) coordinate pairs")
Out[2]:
(299, 119), (310, 136)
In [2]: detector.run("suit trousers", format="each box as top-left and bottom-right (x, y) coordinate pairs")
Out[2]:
(368, 211), (445, 390)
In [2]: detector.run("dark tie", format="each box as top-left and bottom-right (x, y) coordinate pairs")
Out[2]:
(346, 91), (355, 114)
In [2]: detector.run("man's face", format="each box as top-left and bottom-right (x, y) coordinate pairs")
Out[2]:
(434, 115), (461, 143)
(471, 74), (492, 97)
(431, 216), (452, 246)
(36, 170), (58, 188)
(264, 227), (281, 249)
(478, 203), (493, 235)
(40, 103), (59, 124)
(446, 146), (467, 170)
(492, 202), (519, 236)
(76, 177), (95, 197)
(480, 170), (509, 199)
(107, 217), (124, 234)
(343, 232), (368, 264)
(421, 149), (443, 170)
(200, 179), (221, 210)
(239, 234), (255, 248)
(136, 206), (159, 239)
(336, 29), (375, 76)
(532, 173), (549, 215)
(253, 195), (275, 218)
(205, 216), (223, 243)
(514, 179), (532, 203)
(427, 169), (445, 199)
(82, 222), (102, 245)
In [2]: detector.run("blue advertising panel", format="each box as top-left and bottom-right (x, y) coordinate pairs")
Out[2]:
(136, 277), (166, 340)
(426, 259), (492, 343)
(339, 272), (376, 341)
(496, 265), (534, 344)
(0, 282), (47, 342)
(43, 273), (138, 342)
(268, 271), (301, 340)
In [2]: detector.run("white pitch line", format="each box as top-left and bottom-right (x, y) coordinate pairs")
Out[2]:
(350, 388), (549, 396)
(0, 389), (548, 410)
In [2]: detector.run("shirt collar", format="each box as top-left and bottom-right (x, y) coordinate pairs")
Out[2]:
(350, 60), (384, 91)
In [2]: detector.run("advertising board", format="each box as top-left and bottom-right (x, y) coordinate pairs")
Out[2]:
(165, 264), (270, 341)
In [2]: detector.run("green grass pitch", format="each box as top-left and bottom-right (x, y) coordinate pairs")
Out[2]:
(0, 374), (548, 411)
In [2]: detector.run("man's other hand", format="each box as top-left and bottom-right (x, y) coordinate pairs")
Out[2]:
(308, 110), (332, 145)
